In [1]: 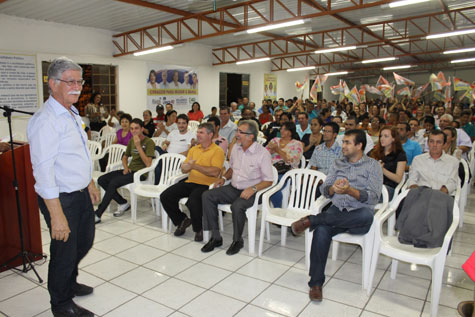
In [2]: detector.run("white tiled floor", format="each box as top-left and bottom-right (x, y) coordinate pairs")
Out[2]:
(1, 189), (475, 317)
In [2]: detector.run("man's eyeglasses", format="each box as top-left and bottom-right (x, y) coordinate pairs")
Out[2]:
(56, 79), (85, 86)
(237, 129), (253, 135)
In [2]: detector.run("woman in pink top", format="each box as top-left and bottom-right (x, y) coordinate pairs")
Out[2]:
(266, 121), (303, 208)
(188, 102), (204, 122)
(114, 113), (132, 146)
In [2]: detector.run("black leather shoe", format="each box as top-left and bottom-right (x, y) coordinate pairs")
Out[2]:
(194, 230), (203, 242)
(72, 283), (93, 296)
(226, 240), (244, 255)
(174, 217), (191, 236)
(52, 301), (94, 317)
(201, 238), (223, 252)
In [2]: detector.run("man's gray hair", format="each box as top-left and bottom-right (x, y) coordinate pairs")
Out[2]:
(230, 102), (238, 107)
(198, 122), (215, 134)
(238, 120), (258, 141)
(440, 114), (453, 122)
(47, 57), (82, 92)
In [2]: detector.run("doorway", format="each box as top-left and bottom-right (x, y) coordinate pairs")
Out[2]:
(219, 72), (250, 106)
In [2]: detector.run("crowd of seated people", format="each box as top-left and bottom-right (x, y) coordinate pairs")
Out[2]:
(85, 94), (474, 305)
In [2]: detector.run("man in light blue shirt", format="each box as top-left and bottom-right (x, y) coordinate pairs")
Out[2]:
(27, 57), (99, 317)
(308, 122), (342, 174)
(397, 122), (422, 167)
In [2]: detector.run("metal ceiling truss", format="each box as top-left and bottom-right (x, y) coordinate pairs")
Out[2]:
(212, 6), (475, 66)
(112, 0), (398, 57)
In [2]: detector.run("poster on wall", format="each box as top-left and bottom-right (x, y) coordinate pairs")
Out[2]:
(264, 73), (277, 100)
(146, 64), (198, 112)
(0, 53), (38, 116)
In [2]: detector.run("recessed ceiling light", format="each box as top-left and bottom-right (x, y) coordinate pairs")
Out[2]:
(287, 66), (316, 72)
(133, 45), (174, 56)
(362, 57), (397, 64)
(236, 57), (270, 65)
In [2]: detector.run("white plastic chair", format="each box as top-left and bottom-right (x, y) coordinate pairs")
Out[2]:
(130, 153), (186, 227)
(261, 121), (271, 132)
(188, 120), (200, 131)
(91, 131), (100, 142)
(330, 186), (389, 289)
(100, 132), (116, 150)
(459, 159), (470, 228)
(256, 137), (266, 145)
(151, 137), (166, 147)
(92, 144), (127, 185)
(99, 125), (115, 136)
(367, 187), (460, 317)
(87, 140), (102, 171)
(258, 131), (265, 138)
(209, 167), (278, 254)
(386, 172), (407, 236)
(258, 169), (328, 269)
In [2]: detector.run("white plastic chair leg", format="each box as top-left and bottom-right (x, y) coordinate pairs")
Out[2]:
(367, 240), (381, 296)
(247, 219), (256, 255)
(305, 229), (311, 269)
(331, 241), (339, 261)
(265, 223), (271, 241)
(280, 226), (287, 246)
(429, 259), (445, 317)
(218, 210), (224, 232)
(131, 192), (137, 223)
(390, 259), (399, 279)
(258, 219), (266, 257)
(203, 231), (210, 243)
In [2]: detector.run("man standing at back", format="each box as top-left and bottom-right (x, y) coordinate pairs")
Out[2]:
(28, 57), (99, 317)
(291, 129), (382, 302)
(201, 120), (274, 255)
(219, 105), (237, 143)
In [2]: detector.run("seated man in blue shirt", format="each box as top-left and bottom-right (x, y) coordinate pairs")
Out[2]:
(291, 129), (383, 302)
(397, 122), (422, 169)
(308, 122), (342, 175)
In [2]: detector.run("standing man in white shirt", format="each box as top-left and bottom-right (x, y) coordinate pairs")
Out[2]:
(407, 130), (459, 196)
(27, 57), (99, 317)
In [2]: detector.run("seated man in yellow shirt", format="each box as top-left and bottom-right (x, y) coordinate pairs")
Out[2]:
(160, 122), (225, 241)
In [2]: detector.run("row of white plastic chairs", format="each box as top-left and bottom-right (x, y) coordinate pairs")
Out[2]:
(86, 141), (465, 317)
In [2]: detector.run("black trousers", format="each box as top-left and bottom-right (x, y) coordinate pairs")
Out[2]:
(96, 170), (134, 217)
(38, 189), (95, 309)
(160, 180), (209, 232)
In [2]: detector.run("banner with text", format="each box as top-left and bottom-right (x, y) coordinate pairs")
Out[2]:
(0, 53), (38, 116)
(146, 64), (198, 112)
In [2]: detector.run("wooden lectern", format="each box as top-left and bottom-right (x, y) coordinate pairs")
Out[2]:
(0, 143), (44, 272)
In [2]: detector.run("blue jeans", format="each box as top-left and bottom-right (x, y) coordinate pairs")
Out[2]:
(308, 205), (374, 287)
(270, 174), (286, 208)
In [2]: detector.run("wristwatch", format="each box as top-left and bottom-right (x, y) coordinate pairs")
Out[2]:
(252, 186), (257, 193)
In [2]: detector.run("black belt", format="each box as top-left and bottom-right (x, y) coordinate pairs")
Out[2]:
(60, 187), (88, 195)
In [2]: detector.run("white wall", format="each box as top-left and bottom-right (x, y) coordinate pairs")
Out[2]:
(0, 14), (293, 138)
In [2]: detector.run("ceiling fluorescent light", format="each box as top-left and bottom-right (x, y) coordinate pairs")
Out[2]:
(287, 66), (316, 72)
(443, 47), (475, 54)
(236, 57), (270, 65)
(247, 19), (305, 34)
(426, 28), (475, 39)
(362, 57), (397, 64)
(133, 45), (174, 56)
(450, 57), (475, 63)
(383, 65), (412, 70)
(325, 71), (349, 76)
(314, 46), (357, 54)
(388, 0), (430, 8)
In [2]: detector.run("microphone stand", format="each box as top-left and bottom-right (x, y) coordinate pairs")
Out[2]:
(0, 105), (46, 283)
